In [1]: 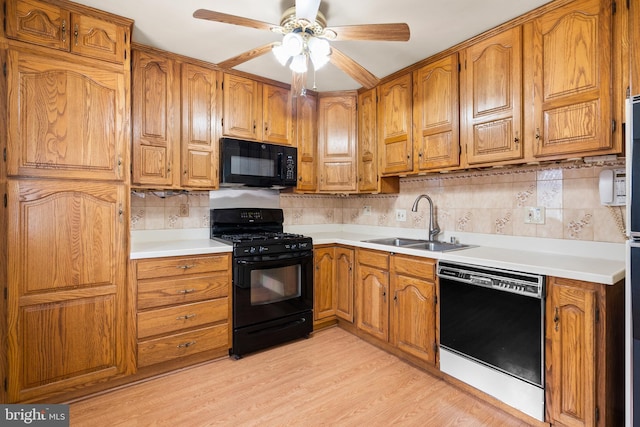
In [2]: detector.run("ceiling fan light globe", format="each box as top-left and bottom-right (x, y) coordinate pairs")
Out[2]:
(308, 36), (330, 56)
(272, 44), (291, 66)
(289, 54), (308, 73)
(309, 51), (330, 70)
(282, 32), (304, 56)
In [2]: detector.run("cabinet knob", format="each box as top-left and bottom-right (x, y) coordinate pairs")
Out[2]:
(177, 341), (196, 348)
(61, 20), (67, 43)
(74, 24), (79, 46)
(553, 307), (559, 331)
(535, 128), (542, 141)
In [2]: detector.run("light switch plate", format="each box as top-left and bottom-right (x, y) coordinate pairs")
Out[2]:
(525, 206), (545, 224)
(396, 209), (407, 222)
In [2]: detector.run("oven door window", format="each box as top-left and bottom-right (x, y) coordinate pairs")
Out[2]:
(250, 265), (301, 305)
(234, 253), (313, 328)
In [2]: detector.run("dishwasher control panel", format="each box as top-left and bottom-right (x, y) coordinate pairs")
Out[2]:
(437, 261), (545, 299)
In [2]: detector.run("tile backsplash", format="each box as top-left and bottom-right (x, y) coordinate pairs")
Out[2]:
(131, 162), (627, 244)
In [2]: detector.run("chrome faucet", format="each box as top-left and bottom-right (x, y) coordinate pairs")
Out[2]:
(411, 194), (440, 241)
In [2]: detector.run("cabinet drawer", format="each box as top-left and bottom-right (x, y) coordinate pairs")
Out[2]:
(357, 249), (389, 269)
(392, 255), (435, 281)
(136, 255), (229, 280)
(138, 298), (229, 339)
(137, 274), (229, 310)
(137, 324), (229, 368)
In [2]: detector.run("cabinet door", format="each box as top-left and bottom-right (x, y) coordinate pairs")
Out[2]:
(314, 247), (336, 321)
(335, 247), (354, 322)
(222, 74), (262, 140)
(70, 13), (128, 64)
(181, 63), (219, 188)
(6, 179), (128, 402)
(296, 93), (317, 192)
(263, 84), (292, 145)
(5, 0), (70, 51)
(461, 26), (523, 165)
(132, 49), (180, 187)
(529, 0), (613, 157)
(413, 53), (460, 171)
(6, 49), (127, 181)
(356, 264), (389, 341)
(546, 277), (597, 427)
(317, 94), (357, 192)
(358, 88), (379, 192)
(378, 74), (413, 174)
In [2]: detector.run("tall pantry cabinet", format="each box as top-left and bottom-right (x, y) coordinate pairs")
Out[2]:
(0, 0), (133, 403)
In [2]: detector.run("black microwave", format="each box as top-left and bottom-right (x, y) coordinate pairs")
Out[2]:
(220, 138), (297, 188)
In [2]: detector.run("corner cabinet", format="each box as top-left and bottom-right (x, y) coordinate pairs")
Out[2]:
(132, 47), (220, 189)
(355, 249), (438, 366)
(317, 93), (357, 193)
(527, 0), (615, 159)
(6, 180), (130, 403)
(460, 26), (523, 166)
(313, 245), (354, 327)
(545, 276), (624, 427)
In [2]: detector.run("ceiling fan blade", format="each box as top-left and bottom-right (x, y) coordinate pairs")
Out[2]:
(193, 9), (277, 32)
(326, 23), (410, 42)
(329, 46), (379, 89)
(217, 42), (278, 69)
(295, 0), (321, 22)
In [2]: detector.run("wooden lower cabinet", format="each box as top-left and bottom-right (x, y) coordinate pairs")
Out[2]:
(132, 254), (231, 368)
(355, 249), (437, 365)
(313, 245), (354, 326)
(545, 276), (624, 427)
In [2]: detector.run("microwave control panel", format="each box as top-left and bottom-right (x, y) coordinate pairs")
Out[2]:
(285, 155), (295, 180)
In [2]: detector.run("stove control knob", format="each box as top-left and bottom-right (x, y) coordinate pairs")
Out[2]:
(249, 247), (257, 254)
(259, 246), (268, 253)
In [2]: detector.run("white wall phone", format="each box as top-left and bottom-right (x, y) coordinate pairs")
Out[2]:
(599, 168), (626, 206)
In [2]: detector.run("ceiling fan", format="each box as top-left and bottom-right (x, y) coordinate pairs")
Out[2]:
(193, 0), (410, 93)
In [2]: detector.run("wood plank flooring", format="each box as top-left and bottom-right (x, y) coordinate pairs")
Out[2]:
(69, 327), (532, 426)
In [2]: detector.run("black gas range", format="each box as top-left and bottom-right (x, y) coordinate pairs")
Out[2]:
(210, 208), (314, 358)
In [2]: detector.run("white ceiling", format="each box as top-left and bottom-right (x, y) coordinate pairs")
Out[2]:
(72, 0), (551, 92)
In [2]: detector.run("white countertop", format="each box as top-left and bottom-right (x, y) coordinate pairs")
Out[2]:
(130, 225), (625, 284)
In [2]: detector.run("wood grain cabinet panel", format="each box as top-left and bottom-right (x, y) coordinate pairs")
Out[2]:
(461, 26), (523, 165)
(358, 88), (379, 192)
(222, 73), (262, 141)
(263, 84), (293, 145)
(132, 49), (180, 187)
(378, 74), (413, 174)
(5, 0), (129, 64)
(137, 298), (228, 339)
(6, 49), (128, 181)
(295, 93), (317, 192)
(413, 53), (460, 171)
(6, 179), (128, 402)
(334, 247), (355, 322)
(317, 94), (357, 192)
(313, 245), (354, 326)
(528, 0), (613, 158)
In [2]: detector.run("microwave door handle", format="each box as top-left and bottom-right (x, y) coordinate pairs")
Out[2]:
(277, 152), (283, 179)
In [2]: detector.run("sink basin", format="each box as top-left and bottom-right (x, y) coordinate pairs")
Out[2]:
(363, 237), (470, 252)
(363, 237), (430, 246)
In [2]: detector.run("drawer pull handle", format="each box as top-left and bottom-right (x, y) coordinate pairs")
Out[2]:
(176, 314), (197, 320)
(177, 288), (196, 294)
(177, 341), (196, 348)
(177, 264), (195, 270)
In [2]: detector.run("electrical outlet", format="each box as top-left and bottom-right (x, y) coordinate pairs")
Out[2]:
(396, 209), (407, 222)
(363, 206), (372, 216)
(525, 206), (545, 224)
(179, 204), (189, 217)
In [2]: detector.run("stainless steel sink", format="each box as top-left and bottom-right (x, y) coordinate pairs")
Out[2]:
(362, 237), (470, 252)
(363, 237), (430, 246)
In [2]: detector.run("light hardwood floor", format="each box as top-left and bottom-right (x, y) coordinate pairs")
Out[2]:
(70, 327), (532, 426)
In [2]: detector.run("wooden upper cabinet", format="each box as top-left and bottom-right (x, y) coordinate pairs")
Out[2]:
(413, 53), (460, 171)
(6, 48), (128, 181)
(528, 0), (613, 158)
(461, 26), (523, 165)
(181, 63), (219, 188)
(222, 74), (262, 141)
(378, 74), (413, 174)
(132, 49), (180, 187)
(358, 88), (378, 192)
(263, 84), (293, 145)
(296, 93), (318, 192)
(317, 94), (357, 192)
(5, 0), (130, 64)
